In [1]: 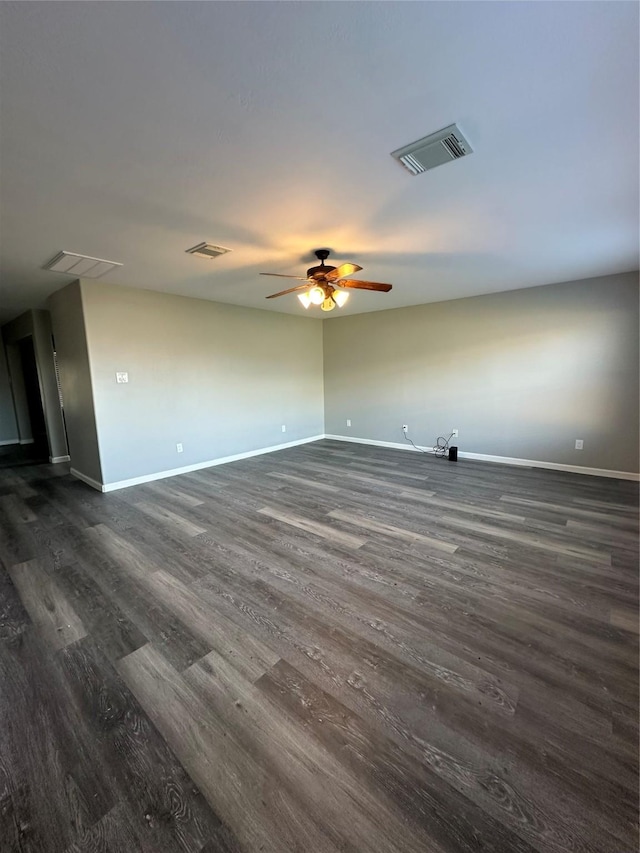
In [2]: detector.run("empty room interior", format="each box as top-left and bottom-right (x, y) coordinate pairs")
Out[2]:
(0, 2), (639, 852)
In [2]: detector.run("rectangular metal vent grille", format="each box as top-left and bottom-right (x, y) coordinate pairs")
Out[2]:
(185, 242), (231, 259)
(391, 124), (472, 176)
(44, 251), (123, 278)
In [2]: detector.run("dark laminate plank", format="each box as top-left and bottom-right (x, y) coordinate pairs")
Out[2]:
(0, 493), (37, 524)
(117, 642), (342, 853)
(53, 561), (148, 662)
(132, 501), (208, 537)
(190, 566), (629, 852)
(501, 495), (640, 529)
(190, 534), (521, 718)
(33, 478), (126, 531)
(258, 505), (367, 548)
(146, 568), (280, 681)
(191, 515), (625, 730)
(0, 630), (116, 852)
(60, 637), (241, 853)
(63, 802), (144, 853)
(144, 480), (205, 507)
(51, 522), (211, 672)
(8, 559), (88, 650)
(0, 472), (38, 500)
(0, 560), (30, 642)
(257, 657), (539, 853)
(610, 607), (640, 633)
(328, 506), (458, 552)
(572, 496), (640, 513)
(0, 517), (37, 567)
(265, 470), (341, 492)
(185, 647), (451, 853)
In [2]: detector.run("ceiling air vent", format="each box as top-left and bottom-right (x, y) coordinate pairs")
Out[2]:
(391, 124), (473, 176)
(185, 242), (231, 259)
(43, 251), (123, 278)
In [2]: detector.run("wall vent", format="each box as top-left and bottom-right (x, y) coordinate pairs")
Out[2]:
(391, 124), (473, 176)
(185, 242), (231, 259)
(44, 251), (123, 278)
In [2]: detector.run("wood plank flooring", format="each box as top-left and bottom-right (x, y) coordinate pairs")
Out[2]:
(0, 439), (638, 852)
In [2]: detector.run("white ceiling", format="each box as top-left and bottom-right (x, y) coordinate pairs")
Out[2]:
(0, 1), (638, 324)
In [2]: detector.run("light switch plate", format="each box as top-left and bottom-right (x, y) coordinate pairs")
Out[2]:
(116, 371), (129, 383)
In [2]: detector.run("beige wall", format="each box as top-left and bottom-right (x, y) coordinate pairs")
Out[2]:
(47, 270), (638, 488)
(78, 280), (324, 485)
(323, 271), (640, 474)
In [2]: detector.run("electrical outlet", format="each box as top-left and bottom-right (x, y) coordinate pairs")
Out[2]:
(452, 428), (459, 438)
(281, 424), (286, 433)
(575, 439), (584, 450)
(176, 443), (183, 453)
(116, 371), (128, 384)
(402, 424), (408, 433)
(346, 419), (351, 427)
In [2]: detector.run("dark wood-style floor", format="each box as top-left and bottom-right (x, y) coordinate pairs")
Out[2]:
(0, 440), (638, 853)
(0, 443), (48, 469)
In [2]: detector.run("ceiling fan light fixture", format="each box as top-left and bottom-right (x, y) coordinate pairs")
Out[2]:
(262, 250), (392, 306)
(309, 286), (325, 305)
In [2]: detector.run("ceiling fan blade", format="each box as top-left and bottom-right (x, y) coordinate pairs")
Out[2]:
(324, 263), (363, 281)
(337, 279), (393, 292)
(260, 272), (309, 280)
(265, 284), (311, 299)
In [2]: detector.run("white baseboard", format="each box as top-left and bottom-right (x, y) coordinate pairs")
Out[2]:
(76, 435), (326, 493)
(70, 468), (104, 491)
(19, 439), (34, 445)
(68, 433), (640, 490)
(324, 434), (436, 454)
(457, 451), (640, 481)
(50, 455), (71, 464)
(0, 439), (19, 446)
(324, 434), (640, 481)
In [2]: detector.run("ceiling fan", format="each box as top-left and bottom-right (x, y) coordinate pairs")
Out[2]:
(261, 249), (392, 311)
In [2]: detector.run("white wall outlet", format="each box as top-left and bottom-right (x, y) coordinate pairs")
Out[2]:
(116, 371), (129, 384)
(281, 424), (286, 433)
(575, 439), (584, 450)
(402, 424), (408, 433)
(176, 443), (183, 453)
(452, 428), (459, 438)
(346, 419), (351, 427)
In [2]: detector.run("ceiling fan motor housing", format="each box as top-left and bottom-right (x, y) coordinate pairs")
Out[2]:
(307, 248), (335, 279)
(262, 248), (391, 301)
(307, 263), (336, 279)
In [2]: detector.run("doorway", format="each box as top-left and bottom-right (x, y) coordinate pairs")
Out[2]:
(0, 336), (50, 467)
(18, 336), (49, 458)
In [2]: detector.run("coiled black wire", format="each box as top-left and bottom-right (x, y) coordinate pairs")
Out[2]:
(402, 428), (455, 458)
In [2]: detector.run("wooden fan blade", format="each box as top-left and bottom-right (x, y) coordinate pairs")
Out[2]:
(337, 279), (393, 292)
(324, 263), (363, 281)
(265, 284), (311, 299)
(260, 273), (308, 280)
